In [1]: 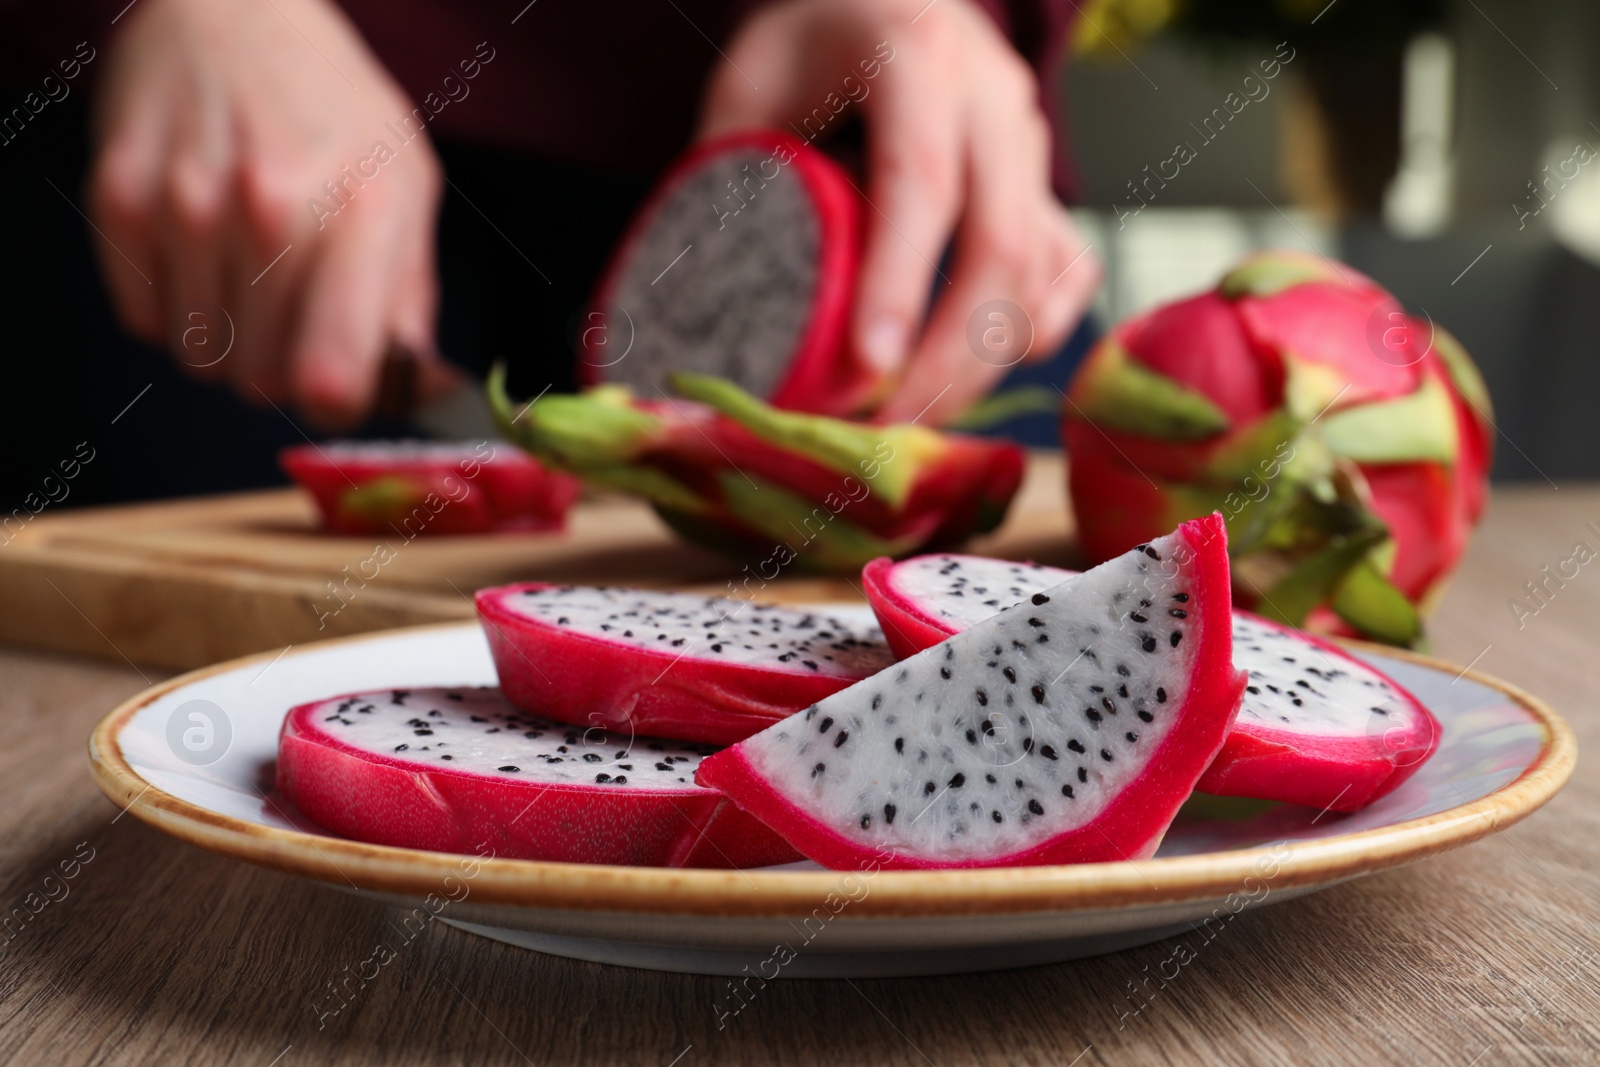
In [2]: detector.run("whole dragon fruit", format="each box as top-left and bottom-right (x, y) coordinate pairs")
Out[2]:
(697, 516), (1246, 868)
(1063, 250), (1493, 646)
(490, 369), (1025, 574)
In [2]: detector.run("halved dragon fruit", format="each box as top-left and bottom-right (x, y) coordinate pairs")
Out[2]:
(281, 440), (581, 536)
(476, 583), (895, 746)
(696, 516), (1246, 868)
(862, 552), (1440, 811)
(582, 129), (874, 417)
(276, 686), (800, 867)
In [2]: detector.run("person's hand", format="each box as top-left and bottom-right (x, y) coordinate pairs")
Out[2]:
(699, 0), (1101, 425)
(90, 0), (446, 426)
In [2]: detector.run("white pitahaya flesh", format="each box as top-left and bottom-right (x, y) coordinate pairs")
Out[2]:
(476, 583), (896, 746)
(862, 552), (1440, 812)
(276, 686), (800, 868)
(696, 516), (1245, 869)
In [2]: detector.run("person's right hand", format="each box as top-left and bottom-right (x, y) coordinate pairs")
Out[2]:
(90, 0), (445, 426)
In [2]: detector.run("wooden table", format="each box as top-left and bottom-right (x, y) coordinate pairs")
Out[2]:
(2, 484), (1596, 1066)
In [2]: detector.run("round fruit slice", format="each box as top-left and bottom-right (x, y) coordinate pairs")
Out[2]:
(280, 440), (581, 536)
(476, 583), (895, 746)
(276, 686), (799, 868)
(582, 129), (871, 416)
(698, 516), (1246, 868)
(862, 552), (1440, 811)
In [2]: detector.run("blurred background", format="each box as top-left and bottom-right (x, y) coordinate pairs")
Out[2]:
(1, 0), (1592, 516)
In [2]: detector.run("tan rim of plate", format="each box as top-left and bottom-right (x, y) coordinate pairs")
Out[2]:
(89, 622), (1576, 919)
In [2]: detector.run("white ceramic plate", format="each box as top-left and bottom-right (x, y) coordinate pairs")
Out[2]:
(89, 616), (1574, 978)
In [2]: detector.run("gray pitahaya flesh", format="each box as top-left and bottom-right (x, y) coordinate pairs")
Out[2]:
(276, 687), (800, 867)
(862, 553), (1440, 812)
(696, 515), (1246, 869)
(476, 583), (895, 746)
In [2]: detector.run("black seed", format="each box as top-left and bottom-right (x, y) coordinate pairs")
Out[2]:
(1061, 785), (1075, 798)
(981, 719), (996, 736)
(819, 716), (834, 733)
(657, 763), (673, 772)
(1068, 739), (1086, 753)
(860, 814), (871, 830)
(614, 776), (627, 784)
(1040, 745), (1058, 760)
(1037, 634), (1049, 644)
(1246, 685), (1261, 695)
(991, 810), (1003, 824)
(440, 754), (453, 761)
(583, 753), (603, 763)
(1170, 609), (1188, 619)
(1137, 710), (1154, 723)
(871, 694), (882, 711)
(1171, 631), (1183, 647)
(950, 773), (966, 788)
(884, 804), (897, 825)
(834, 731), (850, 748)
(924, 781), (936, 795)
(394, 744), (409, 752)
(1101, 749), (1114, 761)
(1141, 634), (1158, 653)
(1078, 767), (1088, 783)
(939, 666), (951, 680)
(1116, 663), (1131, 677)
(498, 765), (519, 772)
(1130, 612), (1148, 624)
(1102, 696), (1117, 714)
(895, 737), (905, 753)
(1143, 545), (1161, 560)
(1156, 687), (1168, 703)
(1125, 731), (1138, 743)
(1031, 685), (1046, 704)
(966, 729), (978, 744)
(1028, 617), (1044, 628)
(1028, 799), (1045, 816)
(595, 773), (612, 783)
(1031, 592), (1050, 605)
(1172, 592), (1189, 602)
(1086, 709), (1103, 722)
(1003, 666), (1017, 683)
(414, 728), (432, 736)
(976, 688), (989, 706)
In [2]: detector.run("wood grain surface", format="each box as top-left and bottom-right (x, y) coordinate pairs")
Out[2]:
(1, 483), (1596, 1066)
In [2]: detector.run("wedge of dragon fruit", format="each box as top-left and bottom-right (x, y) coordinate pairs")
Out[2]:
(489, 369), (1024, 573)
(696, 515), (1246, 868)
(281, 440), (580, 536)
(477, 583), (895, 746)
(862, 552), (1439, 811)
(276, 686), (800, 867)
(581, 130), (876, 417)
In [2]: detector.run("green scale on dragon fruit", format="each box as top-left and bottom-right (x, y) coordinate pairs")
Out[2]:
(477, 583), (896, 746)
(276, 687), (799, 868)
(862, 552), (1439, 812)
(696, 516), (1246, 869)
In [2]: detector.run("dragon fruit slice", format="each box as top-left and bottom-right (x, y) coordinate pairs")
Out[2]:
(276, 686), (800, 868)
(696, 516), (1246, 869)
(476, 583), (895, 746)
(582, 130), (874, 417)
(281, 440), (581, 536)
(489, 369), (1025, 573)
(862, 552), (1440, 811)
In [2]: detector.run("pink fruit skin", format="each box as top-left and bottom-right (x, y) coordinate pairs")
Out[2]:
(1195, 616), (1440, 812)
(476, 583), (873, 747)
(863, 554), (1441, 813)
(281, 445), (581, 536)
(275, 695), (799, 868)
(697, 516), (1248, 869)
(584, 129), (876, 417)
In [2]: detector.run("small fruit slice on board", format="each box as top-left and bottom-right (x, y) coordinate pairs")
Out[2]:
(697, 516), (1245, 869)
(276, 686), (799, 868)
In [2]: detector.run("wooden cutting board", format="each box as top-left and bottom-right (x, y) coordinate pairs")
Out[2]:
(0, 452), (1076, 670)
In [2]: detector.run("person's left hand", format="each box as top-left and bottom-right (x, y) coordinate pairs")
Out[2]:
(698, 0), (1100, 425)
